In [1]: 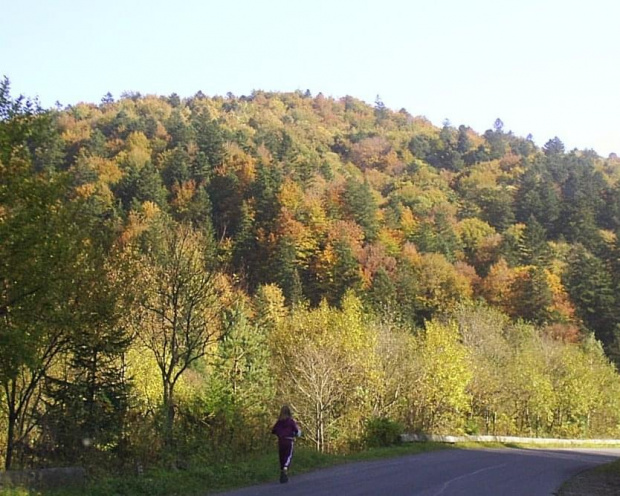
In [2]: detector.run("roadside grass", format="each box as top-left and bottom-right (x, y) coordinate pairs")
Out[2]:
(0, 442), (447, 496)
(557, 458), (620, 495)
(592, 459), (620, 475)
(0, 490), (30, 496)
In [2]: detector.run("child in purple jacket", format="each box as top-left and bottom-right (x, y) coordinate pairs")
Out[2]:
(271, 405), (301, 483)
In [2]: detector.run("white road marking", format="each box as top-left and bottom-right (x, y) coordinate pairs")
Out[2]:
(433, 463), (507, 496)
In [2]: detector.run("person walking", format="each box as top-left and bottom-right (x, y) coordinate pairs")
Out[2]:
(271, 405), (301, 483)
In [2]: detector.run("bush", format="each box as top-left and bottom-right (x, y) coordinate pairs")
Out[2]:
(363, 418), (403, 448)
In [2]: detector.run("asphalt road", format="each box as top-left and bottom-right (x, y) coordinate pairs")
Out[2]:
(214, 448), (620, 496)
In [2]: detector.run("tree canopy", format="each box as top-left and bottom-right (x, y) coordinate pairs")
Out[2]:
(2, 79), (620, 473)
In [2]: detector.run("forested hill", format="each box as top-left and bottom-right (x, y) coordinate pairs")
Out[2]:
(53, 88), (620, 354)
(3, 79), (620, 471)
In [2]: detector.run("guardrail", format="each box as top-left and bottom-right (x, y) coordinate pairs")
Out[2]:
(401, 433), (620, 445)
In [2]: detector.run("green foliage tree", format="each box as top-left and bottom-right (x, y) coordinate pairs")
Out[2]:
(204, 299), (274, 452)
(504, 333), (555, 435)
(543, 137), (565, 156)
(518, 216), (551, 267)
(483, 120), (508, 159)
(367, 267), (397, 314)
(43, 250), (132, 464)
(412, 210), (461, 261)
(514, 169), (560, 236)
(455, 304), (512, 435)
(341, 177), (379, 241)
(563, 245), (619, 358)
(510, 266), (553, 325)
(191, 110), (224, 169)
(0, 81), (79, 469)
(273, 235), (304, 306)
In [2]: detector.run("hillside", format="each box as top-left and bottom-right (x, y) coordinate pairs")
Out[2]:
(2, 79), (620, 472)
(55, 88), (620, 348)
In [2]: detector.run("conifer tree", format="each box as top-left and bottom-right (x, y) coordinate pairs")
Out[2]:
(519, 216), (551, 267)
(564, 246), (619, 356)
(0, 80), (76, 468)
(342, 177), (379, 241)
(367, 267), (397, 314)
(511, 266), (553, 325)
(43, 254), (131, 463)
(274, 235), (304, 306)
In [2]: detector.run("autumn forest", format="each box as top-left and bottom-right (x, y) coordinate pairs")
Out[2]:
(2, 78), (620, 474)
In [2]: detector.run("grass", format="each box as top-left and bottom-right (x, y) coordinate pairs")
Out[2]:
(557, 458), (620, 495)
(0, 442), (447, 496)
(0, 490), (30, 496)
(593, 459), (620, 475)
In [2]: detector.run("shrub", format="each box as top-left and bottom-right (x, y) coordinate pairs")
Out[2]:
(363, 418), (403, 447)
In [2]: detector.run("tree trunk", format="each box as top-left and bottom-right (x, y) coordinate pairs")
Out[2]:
(163, 381), (175, 451)
(5, 411), (16, 470)
(5, 379), (18, 471)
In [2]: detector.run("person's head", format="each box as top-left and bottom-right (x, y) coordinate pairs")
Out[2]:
(279, 405), (292, 420)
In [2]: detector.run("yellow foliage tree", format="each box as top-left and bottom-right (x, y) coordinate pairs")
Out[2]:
(407, 320), (472, 433)
(269, 293), (376, 452)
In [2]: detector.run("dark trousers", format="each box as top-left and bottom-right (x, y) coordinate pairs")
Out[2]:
(278, 438), (294, 470)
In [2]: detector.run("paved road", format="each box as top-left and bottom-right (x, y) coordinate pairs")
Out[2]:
(214, 448), (620, 496)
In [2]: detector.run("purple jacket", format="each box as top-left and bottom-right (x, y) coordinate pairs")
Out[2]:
(272, 417), (300, 440)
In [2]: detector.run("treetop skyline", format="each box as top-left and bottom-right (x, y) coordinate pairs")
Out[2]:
(1, 0), (618, 156)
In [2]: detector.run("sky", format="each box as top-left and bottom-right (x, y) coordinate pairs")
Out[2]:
(1, 0), (618, 155)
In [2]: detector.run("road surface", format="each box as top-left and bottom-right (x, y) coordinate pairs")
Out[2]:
(214, 448), (620, 496)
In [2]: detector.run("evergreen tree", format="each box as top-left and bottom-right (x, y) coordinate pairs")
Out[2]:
(207, 300), (274, 452)
(483, 120), (507, 159)
(511, 266), (552, 325)
(519, 216), (551, 267)
(342, 178), (379, 241)
(44, 288), (131, 463)
(543, 136), (565, 156)
(252, 162), (282, 229)
(274, 235), (304, 306)
(115, 161), (168, 211)
(367, 267), (397, 314)
(191, 111), (224, 169)
(413, 211), (461, 262)
(456, 125), (472, 154)
(515, 169), (560, 236)
(476, 188), (515, 232)
(232, 201), (258, 282)
(165, 108), (194, 148)
(564, 246), (619, 354)
(427, 124), (464, 171)
(0, 81), (77, 468)
(161, 147), (191, 190)
(330, 240), (362, 306)
(208, 169), (243, 239)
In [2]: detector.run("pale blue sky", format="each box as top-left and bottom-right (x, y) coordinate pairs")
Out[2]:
(1, 0), (618, 155)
